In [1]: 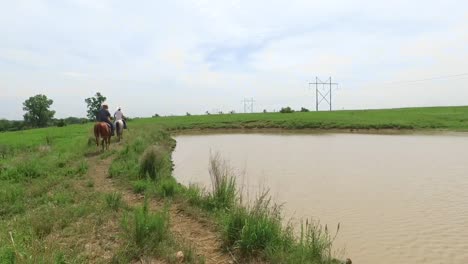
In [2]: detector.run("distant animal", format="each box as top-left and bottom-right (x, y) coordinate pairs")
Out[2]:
(94, 122), (111, 151)
(114, 120), (124, 142)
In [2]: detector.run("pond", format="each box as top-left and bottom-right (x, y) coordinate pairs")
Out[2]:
(172, 132), (468, 264)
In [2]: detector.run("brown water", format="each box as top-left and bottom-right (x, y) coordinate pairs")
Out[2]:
(172, 132), (468, 264)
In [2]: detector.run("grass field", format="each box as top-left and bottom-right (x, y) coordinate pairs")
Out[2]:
(1, 106), (467, 263)
(135, 106), (468, 131)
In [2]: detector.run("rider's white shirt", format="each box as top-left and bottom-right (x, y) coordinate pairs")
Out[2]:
(114, 111), (124, 120)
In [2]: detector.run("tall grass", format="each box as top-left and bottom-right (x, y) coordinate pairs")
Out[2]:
(208, 152), (237, 210)
(134, 201), (169, 247)
(184, 153), (340, 263)
(105, 192), (123, 211)
(139, 145), (171, 181)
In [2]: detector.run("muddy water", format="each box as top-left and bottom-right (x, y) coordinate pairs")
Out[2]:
(172, 132), (468, 264)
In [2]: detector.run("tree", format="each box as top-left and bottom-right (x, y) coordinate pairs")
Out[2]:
(85, 92), (106, 120)
(23, 94), (56, 127)
(279, 106), (294, 113)
(300, 107), (310, 112)
(55, 119), (66, 127)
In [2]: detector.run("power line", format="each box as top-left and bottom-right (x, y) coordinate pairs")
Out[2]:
(382, 73), (468, 86)
(341, 72), (468, 87)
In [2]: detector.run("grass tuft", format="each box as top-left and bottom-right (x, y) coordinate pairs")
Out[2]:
(132, 180), (149, 194)
(139, 146), (171, 181)
(133, 201), (170, 248)
(207, 152), (237, 210)
(105, 192), (123, 211)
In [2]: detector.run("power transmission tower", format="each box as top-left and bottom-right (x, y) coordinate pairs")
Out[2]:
(309, 77), (338, 111)
(242, 98), (255, 113)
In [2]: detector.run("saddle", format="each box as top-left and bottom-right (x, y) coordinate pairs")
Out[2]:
(98, 122), (112, 129)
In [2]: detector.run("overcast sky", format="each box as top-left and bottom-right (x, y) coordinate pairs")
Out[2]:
(1, 0), (467, 119)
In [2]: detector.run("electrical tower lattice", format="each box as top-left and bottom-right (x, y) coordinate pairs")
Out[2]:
(309, 77), (338, 111)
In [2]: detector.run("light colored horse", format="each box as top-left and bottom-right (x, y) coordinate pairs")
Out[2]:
(115, 120), (124, 142)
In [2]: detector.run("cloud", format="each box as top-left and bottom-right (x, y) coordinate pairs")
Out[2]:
(0, 0), (467, 119)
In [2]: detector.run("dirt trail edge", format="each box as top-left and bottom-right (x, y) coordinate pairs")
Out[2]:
(87, 151), (234, 264)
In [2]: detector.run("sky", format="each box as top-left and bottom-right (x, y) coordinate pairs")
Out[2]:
(1, 0), (468, 119)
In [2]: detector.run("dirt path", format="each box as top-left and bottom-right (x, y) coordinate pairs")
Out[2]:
(87, 147), (234, 264)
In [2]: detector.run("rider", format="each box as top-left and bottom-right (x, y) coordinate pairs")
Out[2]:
(114, 107), (127, 129)
(97, 103), (114, 136)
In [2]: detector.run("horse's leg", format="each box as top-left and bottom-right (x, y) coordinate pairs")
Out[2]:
(94, 125), (99, 146)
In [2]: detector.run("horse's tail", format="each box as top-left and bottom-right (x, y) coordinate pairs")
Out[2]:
(116, 121), (121, 133)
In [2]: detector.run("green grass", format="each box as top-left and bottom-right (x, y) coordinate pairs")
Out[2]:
(2, 105), (468, 263)
(115, 200), (204, 264)
(105, 192), (124, 211)
(132, 105), (468, 131)
(184, 154), (339, 263)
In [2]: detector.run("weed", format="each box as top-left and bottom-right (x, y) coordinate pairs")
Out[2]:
(51, 191), (74, 205)
(133, 201), (169, 248)
(0, 247), (15, 264)
(105, 192), (123, 211)
(77, 161), (88, 175)
(139, 146), (171, 181)
(54, 252), (66, 264)
(86, 180), (94, 188)
(30, 210), (54, 239)
(0, 184), (25, 217)
(0, 144), (11, 159)
(207, 152), (236, 210)
(132, 180), (149, 194)
(13, 159), (45, 179)
(157, 177), (179, 198)
(87, 136), (96, 146)
(184, 184), (204, 207)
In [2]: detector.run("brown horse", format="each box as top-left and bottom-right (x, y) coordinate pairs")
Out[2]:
(94, 122), (111, 151)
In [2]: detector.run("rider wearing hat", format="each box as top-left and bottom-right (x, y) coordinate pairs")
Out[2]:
(114, 107), (127, 129)
(97, 103), (114, 136)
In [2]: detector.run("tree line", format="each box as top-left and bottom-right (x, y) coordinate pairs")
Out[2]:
(0, 92), (107, 132)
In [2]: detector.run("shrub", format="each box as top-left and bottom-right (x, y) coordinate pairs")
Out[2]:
(300, 107), (310, 112)
(56, 119), (66, 127)
(139, 146), (171, 181)
(280, 107), (294, 113)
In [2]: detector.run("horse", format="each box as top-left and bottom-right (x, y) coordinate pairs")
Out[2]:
(94, 122), (111, 151)
(115, 120), (124, 142)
